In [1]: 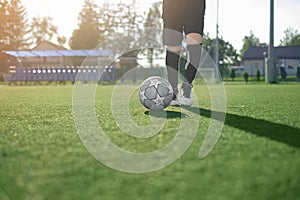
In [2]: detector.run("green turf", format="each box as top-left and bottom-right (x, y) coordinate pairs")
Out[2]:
(0, 83), (300, 200)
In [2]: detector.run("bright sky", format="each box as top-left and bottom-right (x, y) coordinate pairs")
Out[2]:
(22, 0), (300, 50)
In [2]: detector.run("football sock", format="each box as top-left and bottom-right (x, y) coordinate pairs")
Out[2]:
(166, 50), (180, 95)
(184, 44), (202, 84)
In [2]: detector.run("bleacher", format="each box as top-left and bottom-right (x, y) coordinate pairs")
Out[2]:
(5, 66), (116, 84)
(3, 49), (116, 84)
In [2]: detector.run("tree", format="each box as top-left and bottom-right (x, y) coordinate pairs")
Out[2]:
(240, 31), (266, 57)
(7, 0), (30, 50)
(203, 33), (240, 77)
(144, 2), (162, 28)
(218, 37), (240, 67)
(256, 70), (261, 81)
(30, 16), (59, 46)
(142, 2), (163, 67)
(280, 27), (300, 46)
(0, 0), (30, 50)
(0, 0), (10, 71)
(98, 1), (144, 52)
(57, 36), (67, 47)
(95, 1), (144, 70)
(0, 0), (10, 49)
(230, 69), (236, 81)
(69, 0), (102, 50)
(0, 0), (30, 71)
(243, 72), (249, 84)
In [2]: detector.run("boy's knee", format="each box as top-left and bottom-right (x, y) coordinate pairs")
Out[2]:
(186, 33), (203, 45)
(166, 46), (181, 52)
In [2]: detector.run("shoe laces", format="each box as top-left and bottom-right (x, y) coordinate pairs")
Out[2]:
(182, 82), (193, 98)
(172, 94), (178, 100)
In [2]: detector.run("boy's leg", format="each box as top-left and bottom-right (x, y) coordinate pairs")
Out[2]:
(180, 0), (205, 106)
(166, 46), (181, 96)
(184, 33), (203, 84)
(163, 9), (184, 105)
(181, 33), (203, 106)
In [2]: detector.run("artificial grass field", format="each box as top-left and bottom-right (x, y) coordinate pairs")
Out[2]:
(0, 83), (299, 200)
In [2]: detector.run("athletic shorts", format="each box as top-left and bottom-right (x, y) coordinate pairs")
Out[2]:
(162, 0), (206, 46)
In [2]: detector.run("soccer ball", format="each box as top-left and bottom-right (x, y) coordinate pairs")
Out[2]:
(139, 76), (173, 110)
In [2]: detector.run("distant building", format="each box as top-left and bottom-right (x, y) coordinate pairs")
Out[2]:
(242, 46), (300, 76)
(24, 41), (73, 67)
(3, 43), (115, 82)
(4, 41), (115, 68)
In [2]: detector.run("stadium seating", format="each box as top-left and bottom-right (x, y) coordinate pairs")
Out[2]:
(5, 66), (116, 83)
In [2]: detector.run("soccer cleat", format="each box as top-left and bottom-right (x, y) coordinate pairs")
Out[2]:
(180, 82), (193, 106)
(169, 94), (180, 106)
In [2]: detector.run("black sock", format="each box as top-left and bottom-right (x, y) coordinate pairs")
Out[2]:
(166, 50), (180, 95)
(184, 44), (202, 84)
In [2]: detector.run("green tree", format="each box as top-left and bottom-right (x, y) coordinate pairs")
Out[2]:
(98, 2), (114, 38)
(256, 70), (261, 81)
(0, 0), (30, 71)
(0, 0), (10, 71)
(0, 0), (10, 49)
(57, 36), (67, 47)
(240, 31), (265, 57)
(219, 37), (240, 67)
(0, 0), (30, 50)
(280, 27), (300, 46)
(142, 2), (163, 67)
(203, 33), (240, 77)
(69, 0), (102, 50)
(230, 68), (236, 81)
(98, 1), (143, 51)
(7, 0), (30, 50)
(30, 16), (59, 46)
(202, 33), (214, 52)
(115, 0), (143, 70)
(243, 72), (249, 83)
(144, 2), (162, 28)
(95, 1), (144, 70)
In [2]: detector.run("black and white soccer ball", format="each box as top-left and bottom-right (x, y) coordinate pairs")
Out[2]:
(139, 76), (173, 110)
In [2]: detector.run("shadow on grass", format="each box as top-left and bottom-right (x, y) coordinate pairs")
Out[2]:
(184, 107), (300, 149)
(144, 110), (187, 119)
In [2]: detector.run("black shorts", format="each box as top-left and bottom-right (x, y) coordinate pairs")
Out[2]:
(162, 0), (206, 46)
